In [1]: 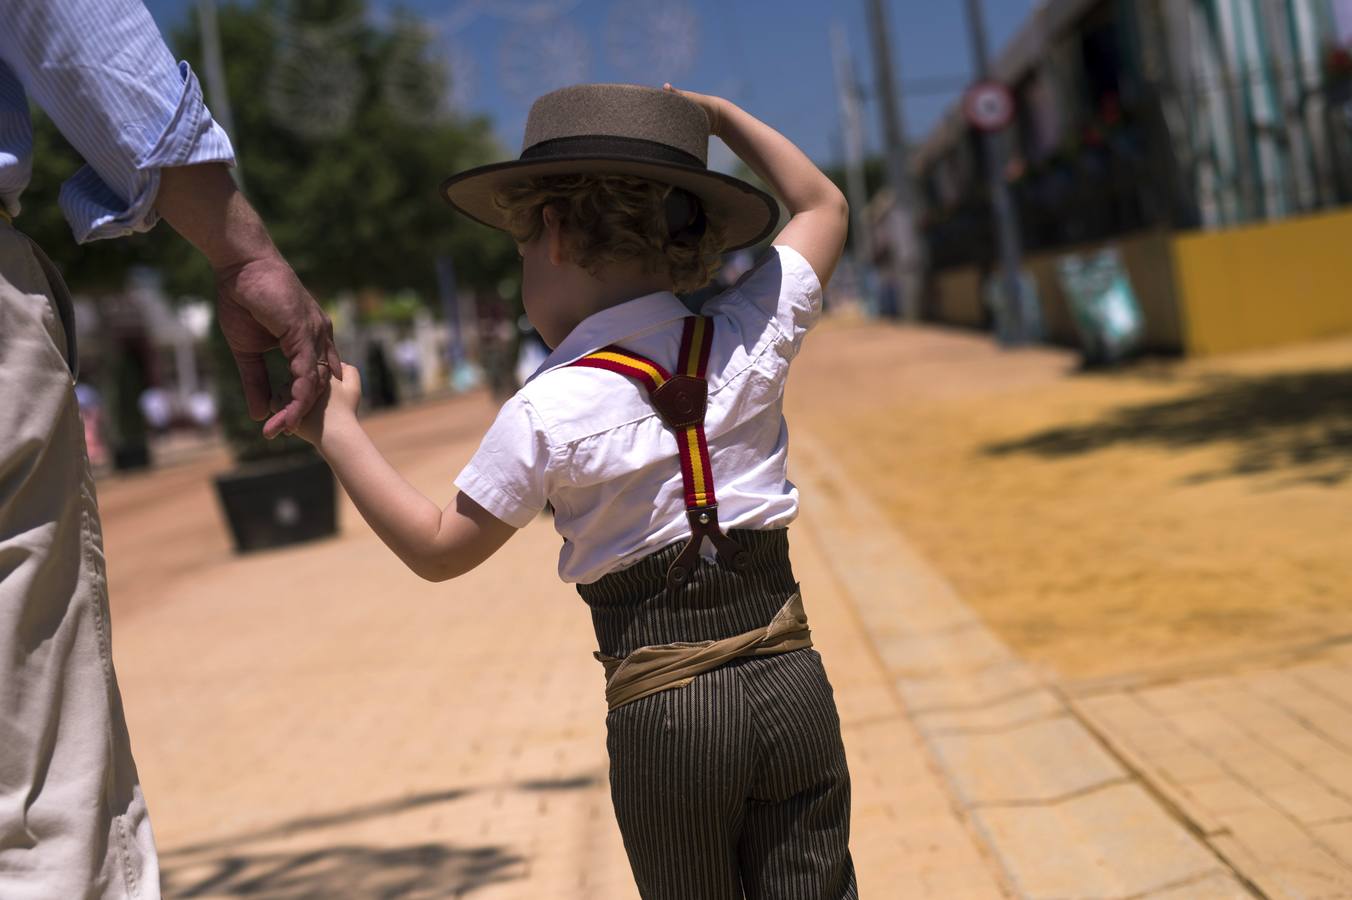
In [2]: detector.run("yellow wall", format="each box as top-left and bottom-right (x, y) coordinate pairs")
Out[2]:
(1171, 208), (1352, 355)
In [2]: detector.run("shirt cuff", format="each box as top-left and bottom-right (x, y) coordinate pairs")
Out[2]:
(61, 61), (236, 244)
(454, 466), (539, 529)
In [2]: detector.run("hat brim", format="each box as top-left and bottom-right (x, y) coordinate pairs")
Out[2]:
(440, 156), (780, 252)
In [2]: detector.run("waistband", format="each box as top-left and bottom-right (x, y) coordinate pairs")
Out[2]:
(594, 591), (812, 710)
(577, 528), (800, 659)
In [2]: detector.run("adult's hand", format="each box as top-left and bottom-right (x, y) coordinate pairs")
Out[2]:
(156, 164), (341, 439)
(215, 254), (341, 438)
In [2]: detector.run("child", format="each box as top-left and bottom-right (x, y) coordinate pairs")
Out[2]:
(296, 82), (854, 899)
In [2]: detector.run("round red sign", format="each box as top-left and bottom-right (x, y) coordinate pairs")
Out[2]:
(963, 81), (1015, 132)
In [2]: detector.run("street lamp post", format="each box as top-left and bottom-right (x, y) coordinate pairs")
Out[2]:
(865, 0), (922, 321)
(197, 0), (243, 188)
(963, 0), (1031, 345)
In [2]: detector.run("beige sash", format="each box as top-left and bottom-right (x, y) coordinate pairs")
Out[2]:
(594, 593), (813, 711)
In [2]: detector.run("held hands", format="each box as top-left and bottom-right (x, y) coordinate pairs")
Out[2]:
(293, 363), (362, 446)
(215, 253), (343, 439)
(663, 83), (727, 137)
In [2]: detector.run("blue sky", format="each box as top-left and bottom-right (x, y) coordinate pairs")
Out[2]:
(142, 0), (1036, 168)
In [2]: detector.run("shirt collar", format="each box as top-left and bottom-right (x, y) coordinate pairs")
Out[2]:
(527, 290), (693, 384)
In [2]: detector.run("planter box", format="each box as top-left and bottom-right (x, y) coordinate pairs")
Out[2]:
(213, 452), (337, 553)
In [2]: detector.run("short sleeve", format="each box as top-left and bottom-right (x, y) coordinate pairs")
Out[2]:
(703, 244), (823, 362)
(454, 394), (552, 529)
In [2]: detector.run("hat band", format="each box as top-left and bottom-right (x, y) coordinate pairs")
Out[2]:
(519, 135), (705, 170)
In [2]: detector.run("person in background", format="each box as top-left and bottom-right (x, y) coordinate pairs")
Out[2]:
(0, 3), (340, 896)
(75, 380), (110, 468)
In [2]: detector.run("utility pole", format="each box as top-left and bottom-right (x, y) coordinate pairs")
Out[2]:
(963, 0), (1032, 345)
(197, 0), (244, 188)
(865, 0), (922, 320)
(830, 22), (877, 313)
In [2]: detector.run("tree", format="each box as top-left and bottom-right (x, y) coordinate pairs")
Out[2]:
(20, 0), (519, 301)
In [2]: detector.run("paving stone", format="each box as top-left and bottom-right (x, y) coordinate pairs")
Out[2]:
(1315, 820), (1352, 868)
(972, 782), (1225, 899)
(1265, 779), (1352, 825)
(915, 688), (1064, 736)
(1211, 830), (1352, 900)
(1314, 761), (1352, 799)
(897, 659), (1043, 713)
(1224, 805), (1327, 850)
(1142, 871), (1256, 899)
(1243, 671), (1352, 752)
(929, 715), (1126, 806)
(875, 625), (1014, 677)
(1178, 778), (1272, 820)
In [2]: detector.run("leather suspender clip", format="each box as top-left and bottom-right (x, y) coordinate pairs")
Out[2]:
(668, 505), (749, 587)
(649, 375), (707, 429)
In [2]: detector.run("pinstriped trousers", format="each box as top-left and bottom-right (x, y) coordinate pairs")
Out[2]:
(578, 529), (857, 899)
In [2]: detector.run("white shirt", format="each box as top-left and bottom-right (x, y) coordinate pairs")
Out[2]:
(455, 244), (822, 584)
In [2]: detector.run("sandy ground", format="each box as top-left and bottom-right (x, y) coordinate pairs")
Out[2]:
(786, 316), (1352, 683)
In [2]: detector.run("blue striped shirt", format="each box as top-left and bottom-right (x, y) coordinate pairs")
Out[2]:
(0, 0), (235, 243)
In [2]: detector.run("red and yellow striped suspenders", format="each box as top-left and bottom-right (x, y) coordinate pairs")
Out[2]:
(570, 316), (748, 587)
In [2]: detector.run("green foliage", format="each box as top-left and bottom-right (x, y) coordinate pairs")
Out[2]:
(169, 0), (518, 299)
(19, 0), (525, 463)
(20, 0), (519, 301)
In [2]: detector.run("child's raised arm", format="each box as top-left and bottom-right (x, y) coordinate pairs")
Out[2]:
(293, 365), (517, 582)
(665, 84), (849, 287)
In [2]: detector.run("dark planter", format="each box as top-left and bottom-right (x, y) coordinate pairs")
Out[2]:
(213, 453), (337, 553)
(112, 443), (151, 472)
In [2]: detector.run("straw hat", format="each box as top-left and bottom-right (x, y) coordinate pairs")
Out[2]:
(440, 83), (780, 251)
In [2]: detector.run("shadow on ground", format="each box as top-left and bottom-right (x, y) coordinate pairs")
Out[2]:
(159, 774), (604, 898)
(983, 367), (1352, 485)
(161, 842), (525, 898)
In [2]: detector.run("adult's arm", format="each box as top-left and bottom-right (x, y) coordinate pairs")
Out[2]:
(1, 0), (340, 435)
(0, 0), (234, 241)
(156, 164), (342, 438)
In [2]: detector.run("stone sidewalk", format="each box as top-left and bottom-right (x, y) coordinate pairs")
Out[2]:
(1070, 648), (1352, 898)
(102, 389), (1352, 898)
(104, 394), (1005, 898)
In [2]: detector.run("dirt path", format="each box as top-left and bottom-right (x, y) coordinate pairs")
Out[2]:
(786, 317), (1352, 682)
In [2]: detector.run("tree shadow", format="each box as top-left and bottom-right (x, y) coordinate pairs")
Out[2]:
(162, 842), (524, 898)
(159, 773), (606, 898)
(982, 367), (1352, 485)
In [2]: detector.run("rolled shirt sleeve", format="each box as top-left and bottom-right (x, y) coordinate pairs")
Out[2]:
(0, 0), (236, 242)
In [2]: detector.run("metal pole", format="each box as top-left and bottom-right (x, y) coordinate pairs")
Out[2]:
(865, 0), (921, 320)
(197, 0), (244, 188)
(963, 0), (1029, 345)
(830, 22), (877, 313)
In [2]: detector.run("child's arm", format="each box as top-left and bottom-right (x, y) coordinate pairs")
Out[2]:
(294, 365), (517, 582)
(665, 84), (848, 287)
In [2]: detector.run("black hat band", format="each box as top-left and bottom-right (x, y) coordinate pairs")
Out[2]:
(520, 135), (705, 169)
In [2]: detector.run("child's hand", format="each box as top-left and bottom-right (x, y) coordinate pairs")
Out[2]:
(292, 363), (362, 445)
(663, 83), (727, 136)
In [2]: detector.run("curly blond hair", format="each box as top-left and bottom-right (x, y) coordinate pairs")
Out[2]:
(493, 173), (727, 294)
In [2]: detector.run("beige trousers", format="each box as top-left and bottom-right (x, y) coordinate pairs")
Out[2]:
(0, 221), (159, 898)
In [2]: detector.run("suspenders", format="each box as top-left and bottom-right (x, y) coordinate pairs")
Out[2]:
(570, 316), (749, 588)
